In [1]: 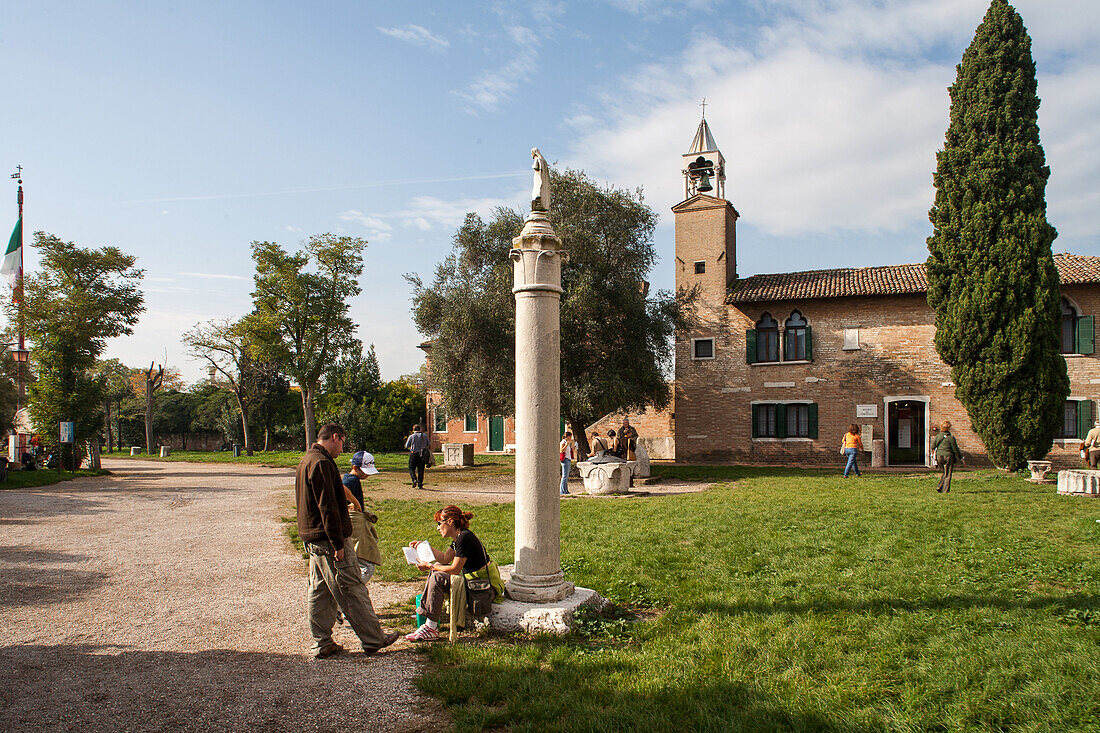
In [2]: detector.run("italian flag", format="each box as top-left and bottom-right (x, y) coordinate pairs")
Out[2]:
(1, 217), (20, 288)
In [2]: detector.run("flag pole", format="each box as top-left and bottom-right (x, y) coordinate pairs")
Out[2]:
(10, 165), (25, 409)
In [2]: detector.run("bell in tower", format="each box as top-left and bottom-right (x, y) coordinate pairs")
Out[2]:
(682, 105), (726, 200)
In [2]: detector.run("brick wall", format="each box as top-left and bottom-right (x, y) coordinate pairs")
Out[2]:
(674, 287), (1100, 468)
(584, 397), (676, 459)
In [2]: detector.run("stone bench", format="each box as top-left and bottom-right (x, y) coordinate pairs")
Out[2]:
(1056, 469), (1100, 497)
(576, 461), (630, 495)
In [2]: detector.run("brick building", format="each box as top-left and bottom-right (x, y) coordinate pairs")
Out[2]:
(674, 116), (1100, 467)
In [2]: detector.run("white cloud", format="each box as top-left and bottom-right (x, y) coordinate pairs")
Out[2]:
(179, 271), (251, 281)
(454, 25), (540, 113)
(605, 0), (718, 17)
(283, 225), (303, 233)
(392, 194), (523, 231)
(338, 209), (395, 242)
(377, 24), (450, 50)
(566, 0), (1100, 247)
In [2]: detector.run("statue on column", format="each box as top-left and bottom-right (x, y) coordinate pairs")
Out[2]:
(531, 148), (551, 212)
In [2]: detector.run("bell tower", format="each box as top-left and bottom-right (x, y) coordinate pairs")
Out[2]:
(673, 112), (738, 310)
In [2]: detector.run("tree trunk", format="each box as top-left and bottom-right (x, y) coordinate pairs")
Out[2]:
(116, 398), (123, 453)
(88, 439), (101, 470)
(569, 414), (595, 458)
(263, 425), (270, 452)
(301, 382), (317, 447)
(144, 381), (154, 454)
(104, 399), (113, 454)
(234, 390), (254, 456)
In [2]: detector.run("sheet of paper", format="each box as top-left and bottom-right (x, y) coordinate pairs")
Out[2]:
(402, 546), (418, 564)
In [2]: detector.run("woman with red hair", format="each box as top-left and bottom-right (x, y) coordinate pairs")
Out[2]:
(406, 505), (492, 641)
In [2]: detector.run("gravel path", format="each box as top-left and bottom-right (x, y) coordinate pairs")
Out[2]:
(0, 459), (446, 732)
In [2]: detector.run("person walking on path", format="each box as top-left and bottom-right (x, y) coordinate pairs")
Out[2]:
(559, 430), (577, 495)
(405, 424), (430, 489)
(1083, 419), (1100, 468)
(841, 424), (864, 477)
(932, 420), (964, 493)
(296, 423), (399, 658)
(343, 450), (382, 581)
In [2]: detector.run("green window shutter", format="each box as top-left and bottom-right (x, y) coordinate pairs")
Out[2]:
(1077, 315), (1094, 354)
(805, 325), (813, 361)
(751, 404), (760, 438)
(808, 403), (818, 439)
(746, 329), (757, 364)
(1077, 400), (1092, 439)
(776, 404), (787, 439)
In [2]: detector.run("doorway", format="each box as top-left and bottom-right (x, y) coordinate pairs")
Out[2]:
(489, 416), (505, 452)
(886, 399), (927, 466)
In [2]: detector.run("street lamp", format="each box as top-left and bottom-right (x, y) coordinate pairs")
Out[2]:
(10, 347), (28, 363)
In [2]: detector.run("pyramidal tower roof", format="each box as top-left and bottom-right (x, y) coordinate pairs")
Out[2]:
(687, 117), (718, 154)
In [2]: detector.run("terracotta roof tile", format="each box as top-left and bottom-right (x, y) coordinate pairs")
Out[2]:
(727, 252), (1100, 304)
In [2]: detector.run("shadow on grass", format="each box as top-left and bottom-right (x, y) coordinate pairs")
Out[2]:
(420, 650), (868, 732)
(693, 592), (1100, 617)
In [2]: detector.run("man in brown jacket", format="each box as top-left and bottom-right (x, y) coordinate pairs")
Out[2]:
(296, 423), (398, 657)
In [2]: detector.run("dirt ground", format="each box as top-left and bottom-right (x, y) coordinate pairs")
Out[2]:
(0, 458), (711, 731)
(0, 459), (446, 732)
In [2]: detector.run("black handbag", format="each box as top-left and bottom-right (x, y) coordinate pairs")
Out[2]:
(465, 578), (494, 617)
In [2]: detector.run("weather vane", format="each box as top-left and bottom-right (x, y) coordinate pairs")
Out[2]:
(11, 165), (22, 183)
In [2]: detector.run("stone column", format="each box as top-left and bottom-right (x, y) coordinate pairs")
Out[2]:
(505, 209), (575, 603)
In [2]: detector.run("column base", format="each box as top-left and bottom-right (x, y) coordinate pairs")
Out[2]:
(505, 570), (575, 603)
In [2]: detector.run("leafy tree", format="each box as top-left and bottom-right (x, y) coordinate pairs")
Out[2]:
(128, 363), (183, 454)
(409, 169), (695, 453)
(370, 379), (426, 451)
(5, 232), (144, 465)
(183, 317), (257, 455)
(92, 358), (131, 453)
(926, 0), (1068, 469)
(241, 358), (296, 450)
(246, 234), (366, 446)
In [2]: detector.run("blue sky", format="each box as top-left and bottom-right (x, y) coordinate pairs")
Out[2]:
(3, 0), (1098, 383)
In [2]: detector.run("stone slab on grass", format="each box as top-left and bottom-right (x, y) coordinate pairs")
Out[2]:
(490, 587), (608, 635)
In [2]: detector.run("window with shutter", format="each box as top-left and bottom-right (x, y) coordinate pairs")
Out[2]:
(746, 329), (757, 364)
(1077, 399), (1093, 439)
(1077, 315), (1094, 355)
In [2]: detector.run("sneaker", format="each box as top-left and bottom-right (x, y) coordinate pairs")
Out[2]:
(405, 624), (440, 642)
(363, 631), (401, 656)
(314, 642), (345, 659)
(560, 489), (570, 495)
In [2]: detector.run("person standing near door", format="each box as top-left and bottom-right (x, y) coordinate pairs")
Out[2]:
(841, 424), (864, 477)
(932, 420), (964, 493)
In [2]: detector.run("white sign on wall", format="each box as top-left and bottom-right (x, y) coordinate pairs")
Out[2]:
(856, 404), (877, 418)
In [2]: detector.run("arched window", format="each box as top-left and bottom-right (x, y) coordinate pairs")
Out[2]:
(1062, 298), (1078, 354)
(784, 310), (808, 361)
(755, 313), (779, 363)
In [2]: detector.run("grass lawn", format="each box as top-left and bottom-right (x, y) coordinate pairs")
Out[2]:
(359, 468), (1100, 732)
(0, 467), (108, 490)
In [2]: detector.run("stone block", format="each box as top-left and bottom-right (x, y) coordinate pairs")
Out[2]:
(577, 461), (630, 494)
(1057, 469), (1100, 496)
(632, 443), (651, 477)
(1026, 460), (1052, 483)
(159, 446), (171, 458)
(443, 443), (474, 467)
(491, 587), (609, 635)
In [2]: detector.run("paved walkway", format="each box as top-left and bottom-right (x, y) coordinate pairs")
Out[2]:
(0, 459), (444, 732)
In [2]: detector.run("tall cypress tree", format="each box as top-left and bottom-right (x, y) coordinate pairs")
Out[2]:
(926, 0), (1067, 470)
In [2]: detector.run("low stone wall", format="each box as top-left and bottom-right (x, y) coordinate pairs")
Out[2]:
(1056, 469), (1100, 496)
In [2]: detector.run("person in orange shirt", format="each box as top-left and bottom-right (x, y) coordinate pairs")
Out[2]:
(841, 423), (864, 477)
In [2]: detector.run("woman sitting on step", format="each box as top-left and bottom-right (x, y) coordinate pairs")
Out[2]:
(406, 505), (500, 641)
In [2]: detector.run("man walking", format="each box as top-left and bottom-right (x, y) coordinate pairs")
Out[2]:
(296, 423), (398, 658)
(405, 423), (429, 489)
